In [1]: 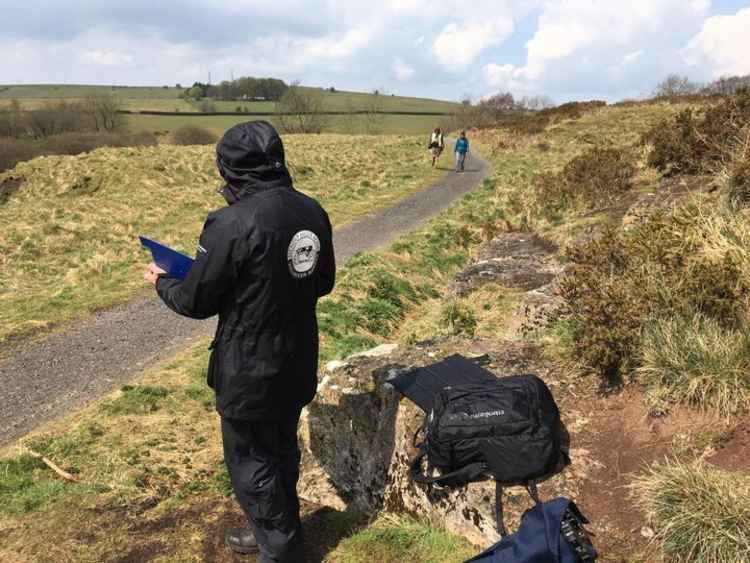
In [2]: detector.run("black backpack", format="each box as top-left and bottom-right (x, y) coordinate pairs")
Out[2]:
(410, 375), (568, 535)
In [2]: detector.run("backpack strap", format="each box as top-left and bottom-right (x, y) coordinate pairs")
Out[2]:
(409, 447), (486, 487)
(496, 481), (540, 538)
(495, 482), (508, 537)
(526, 481), (541, 504)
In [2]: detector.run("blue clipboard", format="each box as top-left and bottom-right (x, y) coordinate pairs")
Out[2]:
(139, 236), (195, 280)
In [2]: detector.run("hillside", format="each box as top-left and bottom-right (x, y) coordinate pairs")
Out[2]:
(2, 93), (749, 562)
(0, 84), (457, 135)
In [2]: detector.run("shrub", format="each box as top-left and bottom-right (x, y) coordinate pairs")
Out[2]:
(643, 89), (750, 176)
(631, 460), (750, 562)
(531, 147), (636, 219)
(170, 125), (217, 145)
(639, 312), (750, 412)
(556, 204), (750, 380)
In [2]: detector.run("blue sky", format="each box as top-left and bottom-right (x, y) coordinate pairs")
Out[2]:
(1, 0), (748, 103)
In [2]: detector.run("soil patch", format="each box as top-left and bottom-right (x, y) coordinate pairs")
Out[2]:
(573, 387), (721, 560)
(707, 417), (750, 473)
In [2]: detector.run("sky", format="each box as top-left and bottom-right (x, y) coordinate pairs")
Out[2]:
(1, 0), (749, 103)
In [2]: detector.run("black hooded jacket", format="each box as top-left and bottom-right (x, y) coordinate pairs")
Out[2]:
(156, 121), (335, 420)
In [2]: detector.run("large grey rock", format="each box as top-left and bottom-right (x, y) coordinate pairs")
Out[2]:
(299, 339), (574, 547)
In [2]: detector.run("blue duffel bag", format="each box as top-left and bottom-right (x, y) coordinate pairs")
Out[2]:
(466, 497), (597, 563)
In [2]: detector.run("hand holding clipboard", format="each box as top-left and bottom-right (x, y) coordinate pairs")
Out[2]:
(140, 236), (195, 280)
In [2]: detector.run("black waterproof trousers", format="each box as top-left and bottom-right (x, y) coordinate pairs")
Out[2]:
(221, 410), (304, 563)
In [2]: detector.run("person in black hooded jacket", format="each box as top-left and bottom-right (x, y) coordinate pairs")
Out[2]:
(144, 120), (335, 562)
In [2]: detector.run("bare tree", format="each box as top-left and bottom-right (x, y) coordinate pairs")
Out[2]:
(653, 74), (701, 98)
(479, 92), (517, 113)
(275, 83), (327, 134)
(84, 93), (124, 132)
(517, 95), (555, 110)
(362, 91), (384, 134)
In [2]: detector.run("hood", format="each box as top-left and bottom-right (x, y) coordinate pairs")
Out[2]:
(216, 120), (293, 203)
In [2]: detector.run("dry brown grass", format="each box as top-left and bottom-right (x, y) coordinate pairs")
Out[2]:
(631, 460), (750, 562)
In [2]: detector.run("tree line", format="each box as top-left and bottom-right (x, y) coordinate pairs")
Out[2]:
(0, 94), (123, 139)
(182, 77), (288, 101)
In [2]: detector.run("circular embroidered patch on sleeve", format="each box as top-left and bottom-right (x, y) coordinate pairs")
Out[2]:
(287, 230), (321, 278)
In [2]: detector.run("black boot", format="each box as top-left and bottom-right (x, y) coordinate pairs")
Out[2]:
(225, 527), (260, 554)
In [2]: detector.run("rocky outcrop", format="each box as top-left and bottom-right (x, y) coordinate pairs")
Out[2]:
(454, 233), (560, 296)
(299, 338), (580, 547)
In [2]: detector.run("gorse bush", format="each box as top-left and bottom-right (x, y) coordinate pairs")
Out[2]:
(170, 125), (218, 145)
(532, 147), (637, 219)
(643, 89), (750, 175)
(557, 202), (750, 380)
(631, 460), (750, 562)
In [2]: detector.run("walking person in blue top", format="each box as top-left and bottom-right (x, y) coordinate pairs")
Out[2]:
(454, 131), (469, 172)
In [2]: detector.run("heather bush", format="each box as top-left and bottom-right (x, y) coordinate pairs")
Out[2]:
(643, 89), (750, 175)
(531, 147), (636, 219)
(556, 203), (750, 380)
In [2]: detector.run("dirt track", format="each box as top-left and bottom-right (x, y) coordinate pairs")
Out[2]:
(0, 150), (490, 445)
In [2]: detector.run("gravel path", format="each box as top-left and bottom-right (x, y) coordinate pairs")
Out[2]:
(0, 150), (490, 445)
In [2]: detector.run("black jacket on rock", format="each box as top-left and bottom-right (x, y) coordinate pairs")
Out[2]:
(156, 121), (335, 420)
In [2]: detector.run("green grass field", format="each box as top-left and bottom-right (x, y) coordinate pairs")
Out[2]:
(0, 84), (184, 99)
(0, 84), (457, 135)
(0, 84), (459, 114)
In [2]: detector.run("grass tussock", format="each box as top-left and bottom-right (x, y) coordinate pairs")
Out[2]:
(639, 313), (750, 413)
(326, 514), (475, 563)
(631, 460), (750, 563)
(0, 135), (443, 343)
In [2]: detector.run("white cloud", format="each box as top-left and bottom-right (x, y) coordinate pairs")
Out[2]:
(393, 58), (415, 81)
(80, 49), (134, 66)
(482, 0), (711, 100)
(622, 50), (643, 65)
(0, 0), (743, 103)
(299, 27), (372, 59)
(432, 16), (515, 69)
(683, 7), (750, 78)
